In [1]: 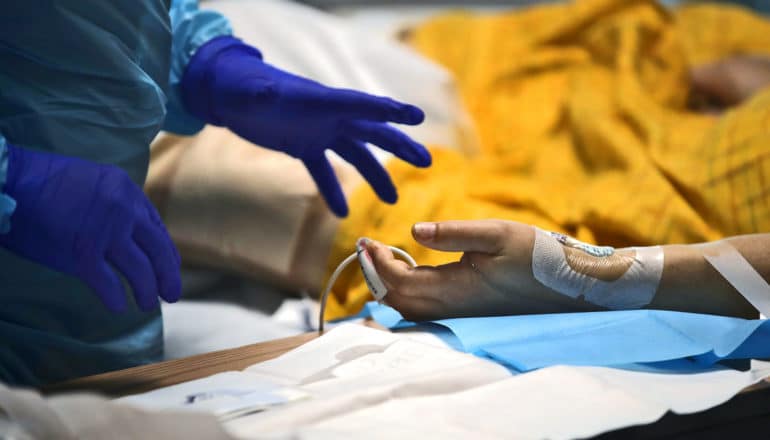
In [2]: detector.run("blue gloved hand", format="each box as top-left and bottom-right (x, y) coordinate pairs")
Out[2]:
(181, 36), (432, 217)
(0, 143), (182, 312)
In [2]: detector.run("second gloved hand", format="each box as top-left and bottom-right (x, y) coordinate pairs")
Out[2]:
(181, 36), (432, 217)
(0, 144), (181, 312)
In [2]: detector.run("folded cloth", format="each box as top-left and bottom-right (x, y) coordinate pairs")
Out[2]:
(363, 302), (770, 372)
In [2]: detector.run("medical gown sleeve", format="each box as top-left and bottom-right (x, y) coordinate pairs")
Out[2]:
(0, 135), (17, 234)
(164, 0), (232, 135)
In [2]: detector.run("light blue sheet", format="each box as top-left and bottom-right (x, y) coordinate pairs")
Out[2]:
(362, 303), (770, 372)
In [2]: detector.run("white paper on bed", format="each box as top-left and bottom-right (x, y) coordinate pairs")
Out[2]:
(117, 371), (308, 421)
(121, 324), (509, 424)
(223, 324), (770, 440)
(230, 324), (513, 432)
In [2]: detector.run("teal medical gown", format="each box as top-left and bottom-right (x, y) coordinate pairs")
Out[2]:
(0, 0), (229, 386)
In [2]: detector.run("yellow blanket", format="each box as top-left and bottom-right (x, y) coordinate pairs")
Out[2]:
(324, 0), (770, 319)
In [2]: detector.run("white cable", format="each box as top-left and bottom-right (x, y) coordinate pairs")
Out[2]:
(318, 245), (417, 333)
(390, 247), (418, 267)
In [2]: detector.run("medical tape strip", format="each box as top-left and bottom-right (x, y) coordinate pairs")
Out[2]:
(701, 242), (770, 317)
(532, 229), (664, 309)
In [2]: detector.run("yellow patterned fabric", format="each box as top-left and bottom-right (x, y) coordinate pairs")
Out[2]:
(322, 0), (770, 319)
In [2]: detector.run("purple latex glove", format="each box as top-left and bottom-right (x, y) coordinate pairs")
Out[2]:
(181, 36), (431, 217)
(0, 143), (181, 312)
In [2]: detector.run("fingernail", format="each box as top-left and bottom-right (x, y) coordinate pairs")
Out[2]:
(358, 237), (378, 251)
(413, 222), (436, 240)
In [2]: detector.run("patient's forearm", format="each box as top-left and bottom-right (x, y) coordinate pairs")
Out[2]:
(535, 230), (769, 318)
(365, 221), (770, 321)
(648, 234), (770, 319)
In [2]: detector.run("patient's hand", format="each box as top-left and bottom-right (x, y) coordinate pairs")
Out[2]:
(366, 221), (768, 321)
(690, 55), (770, 112)
(364, 220), (601, 321)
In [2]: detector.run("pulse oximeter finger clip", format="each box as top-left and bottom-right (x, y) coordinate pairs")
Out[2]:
(318, 238), (417, 333)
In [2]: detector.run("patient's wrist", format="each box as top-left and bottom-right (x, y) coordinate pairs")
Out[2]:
(531, 229), (664, 310)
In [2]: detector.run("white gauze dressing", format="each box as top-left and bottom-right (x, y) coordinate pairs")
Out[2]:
(531, 229), (664, 309)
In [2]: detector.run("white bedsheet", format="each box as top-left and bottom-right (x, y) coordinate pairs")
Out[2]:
(160, 324), (770, 439)
(162, 301), (300, 359)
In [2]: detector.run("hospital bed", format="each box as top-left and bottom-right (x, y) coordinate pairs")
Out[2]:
(145, 0), (770, 438)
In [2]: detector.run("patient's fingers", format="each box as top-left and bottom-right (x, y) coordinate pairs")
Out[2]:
(690, 63), (741, 107)
(364, 239), (476, 320)
(412, 220), (517, 255)
(690, 56), (770, 107)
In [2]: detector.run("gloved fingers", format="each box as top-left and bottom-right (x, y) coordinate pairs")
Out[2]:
(134, 219), (182, 304)
(342, 121), (431, 167)
(106, 241), (160, 311)
(332, 138), (397, 204)
(81, 262), (129, 313)
(326, 89), (425, 125)
(303, 155), (348, 217)
(142, 198), (181, 266)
